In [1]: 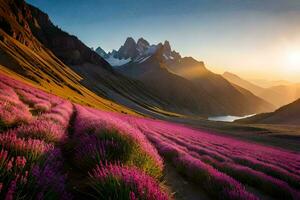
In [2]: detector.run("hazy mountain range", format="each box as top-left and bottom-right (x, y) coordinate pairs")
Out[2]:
(237, 99), (300, 125)
(223, 72), (300, 108)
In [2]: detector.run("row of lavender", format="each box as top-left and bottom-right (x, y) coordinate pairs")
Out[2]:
(71, 105), (169, 199)
(123, 117), (300, 200)
(0, 74), (73, 199)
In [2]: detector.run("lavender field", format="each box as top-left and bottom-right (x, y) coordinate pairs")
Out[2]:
(0, 73), (299, 200)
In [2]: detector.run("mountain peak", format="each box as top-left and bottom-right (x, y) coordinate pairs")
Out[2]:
(124, 37), (136, 45)
(163, 40), (171, 53)
(95, 46), (108, 58)
(137, 38), (150, 53)
(98, 37), (183, 66)
(137, 37), (149, 45)
(117, 37), (138, 59)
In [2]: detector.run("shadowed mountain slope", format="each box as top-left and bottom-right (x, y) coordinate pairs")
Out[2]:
(237, 98), (300, 125)
(223, 72), (265, 96)
(109, 38), (275, 116)
(223, 72), (300, 108)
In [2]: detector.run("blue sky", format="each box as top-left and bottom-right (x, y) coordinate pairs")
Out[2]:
(26, 0), (300, 81)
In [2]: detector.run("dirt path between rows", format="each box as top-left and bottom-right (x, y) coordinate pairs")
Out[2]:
(163, 162), (209, 200)
(60, 104), (92, 199)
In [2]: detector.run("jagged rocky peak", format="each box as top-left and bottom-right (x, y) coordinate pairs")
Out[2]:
(137, 37), (150, 52)
(124, 37), (137, 47)
(163, 40), (172, 54)
(117, 37), (138, 59)
(0, 0), (40, 49)
(95, 46), (108, 58)
(94, 37), (183, 66)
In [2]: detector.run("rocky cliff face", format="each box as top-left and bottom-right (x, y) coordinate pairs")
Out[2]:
(116, 37), (139, 59)
(136, 38), (150, 53)
(0, 0), (41, 50)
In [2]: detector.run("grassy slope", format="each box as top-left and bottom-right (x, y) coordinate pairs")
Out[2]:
(0, 31), (137, 115)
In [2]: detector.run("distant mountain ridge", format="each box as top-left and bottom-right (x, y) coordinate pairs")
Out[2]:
(249, 79), (295, 88)
(223, 72), (300, 108)
(95, 37), (275, 116)
(237, 98), (300, 125)
(223, 72), (265, 95)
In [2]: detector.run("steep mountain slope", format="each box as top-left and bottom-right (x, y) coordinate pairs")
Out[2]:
(29, 4), (110, 68)
(237, 98), (300, 125)
(259, 84), (300, 107)
(223, 72), (265, 96)
(0, 0), (168, 116)
(249, 79), (294, 88)
(102, 38), (274, 116)
(118, 49), (222, 115)
(223, 72), (300, 107)
(167, 58), (274, 116)
(95, 46), (108, 58)
(0, 0), (135, 114)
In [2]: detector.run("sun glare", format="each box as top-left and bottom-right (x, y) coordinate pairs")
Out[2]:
(286, 50), (300, 72)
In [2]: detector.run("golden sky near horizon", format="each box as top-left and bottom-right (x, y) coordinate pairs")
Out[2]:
(187, 29), (300, 83)
(205, 41), (300, 83)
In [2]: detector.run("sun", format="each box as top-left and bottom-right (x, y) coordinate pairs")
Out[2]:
(286, 50), (300, 72)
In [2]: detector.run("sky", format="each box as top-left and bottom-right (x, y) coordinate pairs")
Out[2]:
(26, 0), (300, 82)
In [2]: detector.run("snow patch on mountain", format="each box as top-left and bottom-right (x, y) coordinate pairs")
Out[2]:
(145, 45), (158, 55)
(105, 55), (131, 67)
(138, 56), (151, 64)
